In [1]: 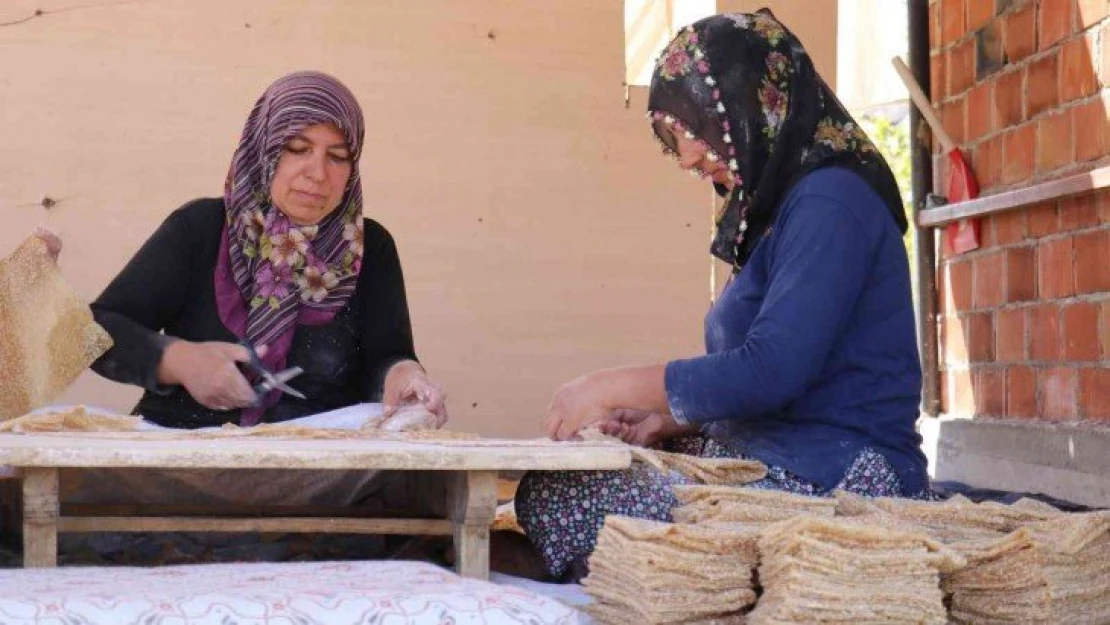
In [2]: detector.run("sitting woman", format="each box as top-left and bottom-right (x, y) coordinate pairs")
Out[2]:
(91, 71), (445, 429)
(515, 11), (931, 581)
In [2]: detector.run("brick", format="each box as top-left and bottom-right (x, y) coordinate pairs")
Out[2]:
(942, 97), (968, 145)
(1005, 245), (1037, 301)
(1059, 195), (1100, 230)
(1080, 368), (1110, 421)
(969, 0), (995, 30)
(992, 69), (1023, 129)
(1038, 0), (1075, 50)
(1000, 124), (1036, 184)
(1030, 303), (1061, 361)
(1003, 2), (1037, 63)
(930, 1), (940, 51)
(1063, 302), (1101, 361)
(1025, 53), (1059, 119)
(996, 307), (1027, 361)
(975, 134), (1004, 189)
(976, 367), (1007, 415)
(968, 311), (995, 362)
(945, 315), (970, 364)
(1074, 229), (1110, 293)
(993, 210), (1027, 244)
(949, 39), (978, 96)
(974, 252), (1006, 307)
(931, 53), (948, 102)
(1035, 109), (1073, 174)
(1074, 93), (1110, 162)
(949, 368), (976, 415)
(1102, 301), (1110, 358)
(976, 21), (1006, 80)
(1075, 0), (1109, 29)
(1102, 21), (1110, 87)
(946, 259), (974, 313)
(1027, 201), (1059, 236)
(942, 0), (968, 46)
(1060, 34), (1099, 102)
(1038, 366), (1078, 419)
(1037, 236), (1076, 298)
(967, 84), (993, 140)
(1006, 365), (1038, 417)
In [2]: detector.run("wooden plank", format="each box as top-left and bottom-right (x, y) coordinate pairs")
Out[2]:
(448, 470), (498, 580)
(60, 503), (424, 519)
(918, 165), (1110, 227)
(57, 516), (453, 535)
(21, 468), (57, 568)
(0, 435), (631, 471)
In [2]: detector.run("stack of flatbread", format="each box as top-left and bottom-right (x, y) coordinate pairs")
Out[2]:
(672, 484), (836, 524)
(0, 236), (112, 420)
(866, 494), (1061, 542)
(944, 511), (1110, 624)
(632, 448), (767, 485)
(583, 515), (759, 624)
(747, 516), (963, 624)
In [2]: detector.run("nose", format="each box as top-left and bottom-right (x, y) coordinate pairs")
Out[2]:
(678, 152), (702, 171)
(305, 152), (327, 182)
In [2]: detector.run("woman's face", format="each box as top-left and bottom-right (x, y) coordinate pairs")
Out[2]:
(656, 122), (734, 189)
(672, 132), (734, 188)
(270, 123), (353, 225)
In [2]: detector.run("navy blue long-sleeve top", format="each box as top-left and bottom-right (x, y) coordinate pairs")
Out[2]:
(665, 167), (928, 494)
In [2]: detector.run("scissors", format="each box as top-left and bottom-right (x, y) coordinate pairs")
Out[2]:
(239, 340), (307, 405)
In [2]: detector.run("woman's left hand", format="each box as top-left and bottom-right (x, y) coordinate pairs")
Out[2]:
(542, 373), (611, 441)
(382, 360), (448, 427)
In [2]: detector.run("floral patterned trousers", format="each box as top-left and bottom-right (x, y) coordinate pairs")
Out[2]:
(515, 435), (932, 580)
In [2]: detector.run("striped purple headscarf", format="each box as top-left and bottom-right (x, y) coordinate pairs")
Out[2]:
(215, 71), (365, 425)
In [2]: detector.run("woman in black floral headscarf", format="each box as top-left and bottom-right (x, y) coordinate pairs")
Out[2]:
(513, 10), (931, 582)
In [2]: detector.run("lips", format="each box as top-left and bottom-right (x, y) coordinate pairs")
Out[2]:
(293, 190), (325, 201)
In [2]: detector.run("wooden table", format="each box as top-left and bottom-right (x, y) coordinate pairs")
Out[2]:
(0, 434), (630, 579)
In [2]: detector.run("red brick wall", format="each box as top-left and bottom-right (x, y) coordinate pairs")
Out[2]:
(931, 0), (1110, 421)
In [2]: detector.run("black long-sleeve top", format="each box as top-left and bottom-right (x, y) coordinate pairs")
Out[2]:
(91, 198), (418, 429)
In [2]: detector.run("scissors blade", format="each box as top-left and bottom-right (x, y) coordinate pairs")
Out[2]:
(261, 366), (306, 399)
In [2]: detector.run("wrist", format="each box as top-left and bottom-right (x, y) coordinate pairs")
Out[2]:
(156, 338), (189, 385)
(386, 359), (424, 379)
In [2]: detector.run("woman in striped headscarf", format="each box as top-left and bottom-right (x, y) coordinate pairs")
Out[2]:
(91, 71), (445, 430)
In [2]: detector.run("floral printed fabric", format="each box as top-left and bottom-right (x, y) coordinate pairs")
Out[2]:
(0, 561), (582, 625)
(647, 10), (907, 272)
(516, 436), (932, 580)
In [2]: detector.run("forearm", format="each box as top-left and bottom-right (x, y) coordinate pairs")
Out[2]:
(592, 364), (670, 415)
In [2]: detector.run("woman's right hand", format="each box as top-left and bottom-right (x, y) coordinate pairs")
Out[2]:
(157, 340), (262, 411)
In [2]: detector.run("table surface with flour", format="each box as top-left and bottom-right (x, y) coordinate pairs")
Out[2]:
(0, 405), (632, 578)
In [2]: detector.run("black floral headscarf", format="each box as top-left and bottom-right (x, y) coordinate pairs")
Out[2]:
(648, 10), (907, 271)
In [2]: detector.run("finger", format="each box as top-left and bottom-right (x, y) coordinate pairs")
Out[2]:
(382, 379), (414, 417)
(254, 344), (269, 358)
(423, 386), (446, 415)
(598, 421), (620, 436)
(221, 366), (258, 407)
(34, 228), (62, 261)
(226, 343), (254, 363)
(542, 413), (561, 440)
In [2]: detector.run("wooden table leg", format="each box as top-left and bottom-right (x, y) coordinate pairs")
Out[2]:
(22, 468), (58, 568)
(447, 470), (497, 580)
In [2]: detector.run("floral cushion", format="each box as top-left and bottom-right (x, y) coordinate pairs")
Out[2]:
(0, 560), (583, 624)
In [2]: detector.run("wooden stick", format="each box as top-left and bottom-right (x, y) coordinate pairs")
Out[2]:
(21, 468), (58, 567)
(891, 56), (956, 152)
(447, 470), (498, 580)
(58, 516), (453, 535)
